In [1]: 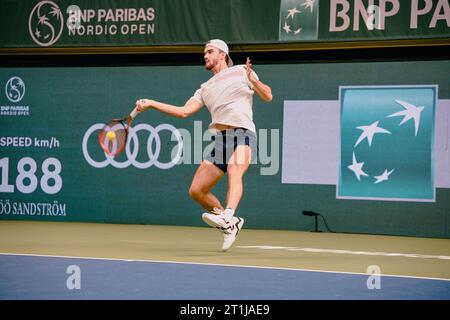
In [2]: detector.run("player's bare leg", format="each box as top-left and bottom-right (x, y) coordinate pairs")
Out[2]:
(218, 145), (251, 251)
(190, 160), (232, 233)
(225, 144), (252, 217)
(189, 160), (225, 212)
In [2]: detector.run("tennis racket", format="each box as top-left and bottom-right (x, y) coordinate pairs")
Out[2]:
(98, 107), (139, 157)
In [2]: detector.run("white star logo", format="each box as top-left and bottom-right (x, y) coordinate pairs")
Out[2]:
(38, 15), (49, 25)
(283, 21), (291, 33)
(5, 76), (26, 103)
(50, 6), (61, 19)
(374, 169), (395, 184)
(302, 0), (316, 13)
(280, 0), (318, 39)
(387, 99), (425, 136)
(28, 1), (64, 47)
(348, 152), (369, 181)
(287, 7), (301, 19)
(354, 121), (391, 147)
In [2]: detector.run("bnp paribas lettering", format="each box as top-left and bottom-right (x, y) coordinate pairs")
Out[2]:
(68, 7), (156, 36)
(329, 0), (450, 32)
(76, 8), (155, 23)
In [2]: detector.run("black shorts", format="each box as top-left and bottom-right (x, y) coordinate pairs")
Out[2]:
(205, 128), (257, 173)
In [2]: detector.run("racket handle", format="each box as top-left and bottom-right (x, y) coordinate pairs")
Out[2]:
(130, 107), (139, 120)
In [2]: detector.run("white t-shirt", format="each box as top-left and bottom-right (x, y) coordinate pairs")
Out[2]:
(192, 65), (259, 133)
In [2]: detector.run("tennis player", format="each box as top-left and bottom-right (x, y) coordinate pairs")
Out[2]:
(135, 39), (272, 251)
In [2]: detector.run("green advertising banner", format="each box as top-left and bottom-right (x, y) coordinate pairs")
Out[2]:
(0, 0), (449, 49)
(338, 85), (436, 201)
(1, 59), (450, 238)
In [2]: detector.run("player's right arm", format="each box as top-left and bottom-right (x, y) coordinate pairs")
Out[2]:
(135, 98), (203, 119)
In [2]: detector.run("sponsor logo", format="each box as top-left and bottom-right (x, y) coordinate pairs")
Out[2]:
(5, 77), (25, 103)
(82, 123), (183, 169)
(338, 85), (436, 201)
(83, 120), (281, 175)
(1, 77), (30, 117)
(279, 0), (319, 41)
(28, 1), (157, 47)
(29, 1), (64, 47)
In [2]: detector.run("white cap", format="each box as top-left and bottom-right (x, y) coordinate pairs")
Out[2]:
(205, 39), (233, 67)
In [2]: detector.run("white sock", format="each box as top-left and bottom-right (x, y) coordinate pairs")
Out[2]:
(223, 208), (235, 221)
(211, 207), (223, 215)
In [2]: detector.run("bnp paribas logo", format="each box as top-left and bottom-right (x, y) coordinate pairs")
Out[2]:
(1, 76), (30, 116)
(279, 0), (319, 41)
(29, 1), (64, 47)
(5, 77), (25, 103)
(338, 85), (437, 202)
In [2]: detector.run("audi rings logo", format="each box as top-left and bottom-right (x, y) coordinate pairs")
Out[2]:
(82, 123), (183, 169)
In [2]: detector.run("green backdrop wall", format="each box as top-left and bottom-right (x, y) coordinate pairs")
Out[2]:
(1, 0), (448, 48)
(1, 59), (449, 238)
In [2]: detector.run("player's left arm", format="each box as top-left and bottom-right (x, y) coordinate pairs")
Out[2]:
(245, 57), (273, 102)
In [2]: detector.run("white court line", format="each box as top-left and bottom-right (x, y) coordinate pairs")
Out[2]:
(0, 252), (449, 282)
(237, 246), (450, 260)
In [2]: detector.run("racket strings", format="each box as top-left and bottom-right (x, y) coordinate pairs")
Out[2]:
(100, 120), (128, 156)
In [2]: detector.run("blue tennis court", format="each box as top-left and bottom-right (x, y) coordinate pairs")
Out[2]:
(1, 253), (449, 300)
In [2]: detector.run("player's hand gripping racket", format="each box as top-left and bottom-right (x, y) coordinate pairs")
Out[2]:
(98, 107), (139, 157)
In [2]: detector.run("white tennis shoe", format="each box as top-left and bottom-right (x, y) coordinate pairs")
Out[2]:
(202, 211), (244, 251)
(202, 211), (232, 232)
(222, 216), (244, 252)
